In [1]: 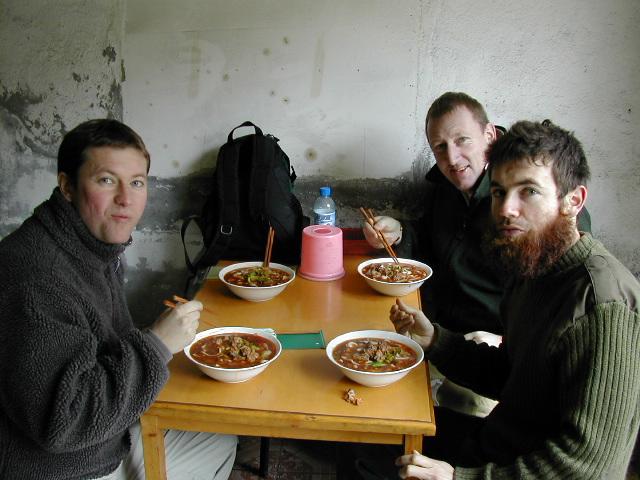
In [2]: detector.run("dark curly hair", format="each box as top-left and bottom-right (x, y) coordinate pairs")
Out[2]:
(488, 119), (590, 196)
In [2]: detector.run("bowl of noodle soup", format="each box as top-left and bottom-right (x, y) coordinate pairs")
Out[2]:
(185, 327), (282, 383)
(357, 258), (432, 297)
(219, 261), (295, 302)
(326, 330), (424, 387)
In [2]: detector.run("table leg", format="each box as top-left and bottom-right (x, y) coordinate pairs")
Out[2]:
(259, 437), (270, 477)
(404, 434), (423, 455)
(140, 414), (167, 480)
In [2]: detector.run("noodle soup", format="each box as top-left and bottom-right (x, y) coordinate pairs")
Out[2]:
(219, 262), (295, 302)
(361, 262), (429, 283)
(190, 333), (279, 369)
(357, 258), (432, 297)
(332, 337), (418, 373)
(224, 266), (291, 287)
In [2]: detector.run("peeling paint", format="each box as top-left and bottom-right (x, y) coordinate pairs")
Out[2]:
(0, 85), (44, 119)
(97, 80), (123, 120)
(102, 45), (117, 63)
(0, 87), (65, 157)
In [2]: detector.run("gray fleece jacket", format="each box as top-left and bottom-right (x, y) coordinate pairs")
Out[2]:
(0, 188), (171, 479)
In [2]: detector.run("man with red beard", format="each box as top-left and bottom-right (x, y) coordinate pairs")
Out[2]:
(387, 120), (640, 479)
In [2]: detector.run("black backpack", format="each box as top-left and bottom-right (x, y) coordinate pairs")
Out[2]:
(181, 121), (308, 297)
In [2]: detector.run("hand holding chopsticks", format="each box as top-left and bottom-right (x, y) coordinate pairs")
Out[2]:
(263, 225), (275, 268)
(153, 295), (203, 354)
(359, 207), (400, 264)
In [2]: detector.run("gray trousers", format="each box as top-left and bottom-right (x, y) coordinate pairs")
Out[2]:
(97, 422), (237, 480)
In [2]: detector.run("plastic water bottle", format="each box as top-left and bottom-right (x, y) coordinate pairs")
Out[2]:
(313, 186), (336, 226)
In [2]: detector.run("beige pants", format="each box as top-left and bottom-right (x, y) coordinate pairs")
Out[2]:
(430, 363), (497, 418)
(97, 422), (237, 480)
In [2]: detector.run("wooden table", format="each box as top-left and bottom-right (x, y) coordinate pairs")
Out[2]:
(141, 256), (435, 479)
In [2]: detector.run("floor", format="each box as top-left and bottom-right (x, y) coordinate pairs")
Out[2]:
(229, 436), (338, 480)
(229, 435), (640, 480)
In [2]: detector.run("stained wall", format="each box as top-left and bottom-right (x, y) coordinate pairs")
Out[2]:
(1, 0), (638, 325)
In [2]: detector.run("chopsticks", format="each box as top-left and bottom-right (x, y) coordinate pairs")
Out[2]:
(359, 207), (399, 264)
(163, 294), (215, 314)
(163, 294), (190, 309)
(263, 225), (275, 268)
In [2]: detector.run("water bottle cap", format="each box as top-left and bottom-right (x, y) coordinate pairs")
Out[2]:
(319, 186), (331, 197)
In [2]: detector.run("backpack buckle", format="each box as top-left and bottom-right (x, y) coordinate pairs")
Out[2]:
(220, 225), (233, 235)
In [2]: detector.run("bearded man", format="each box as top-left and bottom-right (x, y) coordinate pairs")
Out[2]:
(387, 120), (640, 480)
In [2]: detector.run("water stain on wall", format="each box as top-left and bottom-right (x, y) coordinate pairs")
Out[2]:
(305, 148), (317, 161)
(310, 34), (325, 98)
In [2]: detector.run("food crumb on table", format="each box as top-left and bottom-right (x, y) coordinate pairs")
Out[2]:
(344, 388), (362, 405)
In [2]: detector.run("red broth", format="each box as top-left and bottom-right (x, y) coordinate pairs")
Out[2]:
(332, 337), (418, 372)
(362, 262), (428, 283)
(190, 333), (278, 369)
(224, 266), (291, 287)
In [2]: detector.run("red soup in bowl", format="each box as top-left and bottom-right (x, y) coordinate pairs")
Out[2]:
(332, 337), (418, 372)
(190, 333), (279, 369)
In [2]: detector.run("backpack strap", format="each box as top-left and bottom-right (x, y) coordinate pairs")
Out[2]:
(180, 215), (200, 273)
(196, 141), (240, 267)
(228, 121), (262, 142)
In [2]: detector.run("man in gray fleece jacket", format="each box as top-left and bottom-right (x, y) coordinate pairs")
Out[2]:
(390, 120), (640, 479)
(0, 119), (236, 479)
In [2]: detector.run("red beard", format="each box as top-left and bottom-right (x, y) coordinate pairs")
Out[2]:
(484, 213), (576, 279)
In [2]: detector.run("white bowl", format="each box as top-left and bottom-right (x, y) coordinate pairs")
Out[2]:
(357, 258), (432, 297)
(184, 327), (282, 383)
(219, 261), (295, 302)
(326, 330), (424, 387)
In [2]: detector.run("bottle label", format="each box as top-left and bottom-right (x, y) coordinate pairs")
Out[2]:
(314, 211), (336, 226)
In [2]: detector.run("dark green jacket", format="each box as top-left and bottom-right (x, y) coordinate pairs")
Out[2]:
(398, 165), (591, 335)
(429, 234), (640, 479)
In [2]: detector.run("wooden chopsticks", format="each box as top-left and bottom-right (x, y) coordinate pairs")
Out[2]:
(263, 225), (275, 268)
(163, 294), (214, 314)
(359, 207), (399, 264)
(163, 294), (191, 309)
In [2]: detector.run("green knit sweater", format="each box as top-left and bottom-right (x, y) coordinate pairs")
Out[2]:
(429, 233), (640, 479)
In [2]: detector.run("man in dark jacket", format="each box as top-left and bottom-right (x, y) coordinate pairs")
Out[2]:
(391, 119), (640, 479)
(363, 92), (590, 417)
(0, 119), (236, 479)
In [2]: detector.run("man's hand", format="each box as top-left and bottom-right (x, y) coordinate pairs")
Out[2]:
(390, 298), (435, 349)
(396, 451), (454, 480)
(150, 300), (203, 354)
(362, 215), (402, 249)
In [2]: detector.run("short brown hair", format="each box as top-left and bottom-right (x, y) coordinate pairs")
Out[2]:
(426, 92), (489, 137)
(57, 119), (150, 186)
(488, 119), (590, 196)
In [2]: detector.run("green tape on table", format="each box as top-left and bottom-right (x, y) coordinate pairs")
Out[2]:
(277, 331), (326, 349)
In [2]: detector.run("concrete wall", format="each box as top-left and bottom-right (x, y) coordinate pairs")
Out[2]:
(2, 0), (639, 326)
